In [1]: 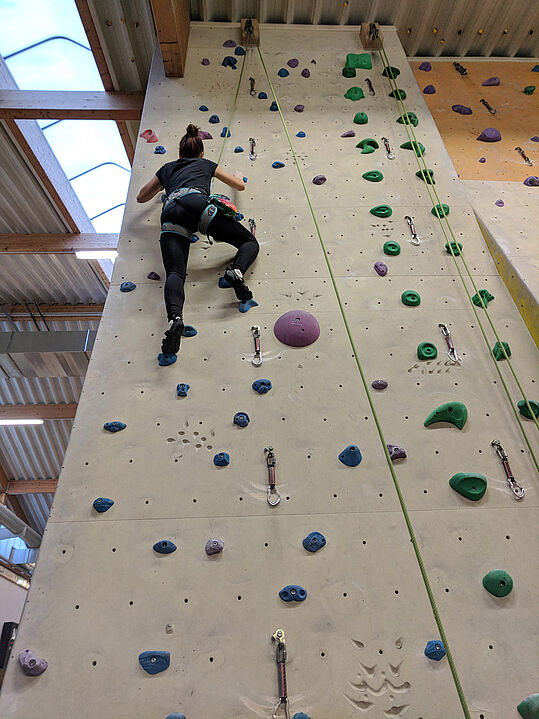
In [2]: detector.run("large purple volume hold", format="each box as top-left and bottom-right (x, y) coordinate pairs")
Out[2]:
(523, 176), (539, 186)
(274, 310), (320, 347)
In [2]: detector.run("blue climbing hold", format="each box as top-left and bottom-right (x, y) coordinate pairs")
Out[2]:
(166, 715), (186, 719)
(258, 91), (268, 99)
(235, 46), (246, 55)
(154, 145), (166, 154)
(233, 411), (250, 428)
(302, 531), (326, 553)
(218, 276), (231, 288)
(239, 298), (258, 313)
(182, 325), (197, 337)
(199, 105), (209, 111)
(220, 127), (231, 138)
(296, 131), (306, 137)
(424, 640), (446, 661)
(213, 452), (230, 467)
(93, 497), (114, 513)
(190, 234), (199, 243)
(272, 161), (285, 168)
(158, 353), (177, 366)
(104, 421), (126, 433)
(338, 444), (362, 467)
(234, 145), (244, 152)
(222, 56), (237, 69)
(270, 101), (278, 111)
(176, 383), (189, 397)
(278, 68), (289, 77)
(252, 379), (272, 394)
(138, 651), (170, 675)
(120, 281), (136, 292)
(532, 65), (539, 71)
(153, 540), (177, 555)
(292, 714), (311, 719)
(279, 585), (307, 602)
(209, 114), (220, 124)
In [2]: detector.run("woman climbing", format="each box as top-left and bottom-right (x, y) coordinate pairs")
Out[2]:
(137, 123), (259, 356)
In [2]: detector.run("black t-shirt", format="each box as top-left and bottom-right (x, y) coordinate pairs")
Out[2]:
(156, 158), (218, 196)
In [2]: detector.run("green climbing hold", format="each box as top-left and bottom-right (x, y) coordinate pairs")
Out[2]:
(432, 203), (450, 218)
(400, 140), (425, 156)
(518, 693), (539, 719)
(362, 170), (383, 182)
(517, 399), (539, 420)
(356, 138), (379, 154)
(370, 204), (392, 218)
(401, 290), (421, 307)
(383, 241), (400, 255)
(445, 241), (463, 255)
(449, 472), (487, 501)
(482, 569), (513, 597)
(417, 342), (437, 360)
(416, 169), (435, 184)
(382, 65), (400, 79)
(492, 340), (511, 361)
(523, 85), (536, 95)
(353, 111), (368, 124)
(343, 52), (372, 77)
(472, 288), (494, 308)
(397, 112), (418, 127)
(389, 88), (406, 100)
(345, 87), (365, 101)
(424, 401), (468, 430)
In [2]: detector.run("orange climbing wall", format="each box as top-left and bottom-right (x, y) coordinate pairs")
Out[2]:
(410, 60), (539, 181)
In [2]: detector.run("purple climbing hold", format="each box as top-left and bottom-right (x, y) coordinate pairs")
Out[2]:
(531, 136), (539, 142)
(477, 127), (501, 142)
(19, 649), (48, 676)
(523, 176), (539, 186)
(341, 130), (356, 138)
(312, 175), (326, 185)
(198, 131), (213, 140)
(294, 104), (305, 112)
(495, 199), (505, 207)
(205, 538), (224, 555)
(452, 104), (472, 115)
(147, 271), (161, 280)
(223, 39), (237, 47)
(201, 58), (210, 66)
(287, 58), (299, 68)
(274, 310), (320, 347)
(374, 261), (388, 277)
(423, 85), (436, 94)
(301, 68), (310, 78)
(387, 444), (407, 461)
(482, 77), (500, 86)
(479, 157), (486, 163)
(372, 379), (388, 390)
(419, 61), (432, 71)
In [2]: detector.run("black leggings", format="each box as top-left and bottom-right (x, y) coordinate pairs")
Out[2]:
(159, 193), (259, 320)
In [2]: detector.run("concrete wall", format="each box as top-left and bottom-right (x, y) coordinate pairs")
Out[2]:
(0, 577), (26, 627)
(0, 24), (537, 719)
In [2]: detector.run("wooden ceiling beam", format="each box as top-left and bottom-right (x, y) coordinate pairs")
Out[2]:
(0, 464), (29, 524)
(7, 479), (58, 495)
(0, 404), (78, 420)
(150, 0), (190, 77)
(2, 304), (104, 321)
(0, 89), (143, 121)
(0, 233), (118, 253)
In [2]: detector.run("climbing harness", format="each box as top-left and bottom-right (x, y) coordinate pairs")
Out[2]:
(453, 61), (467, 76)
(248, 218), (256, 236)
(405, 215), (421, 245)
(491, 440), (525, 499)
(515, 147), (532, 166)
(249, 77), (256, 95)
(271, 629), (290, 719)
(480, 98), (496, 115)
(381, 137), (395, 159)
(439, 323), (461, 364)
(161, 188), (217, 238)
(366, 78), (375, 95)
(251, 325), (262, 366)
(249, 137), (257, 160)
(265, 446), (280, 506)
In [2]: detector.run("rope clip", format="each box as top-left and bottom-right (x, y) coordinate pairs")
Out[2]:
(405, 215), (421, 245)
(491, 440), (525, 499)
(453, 61), (467, 75)
(272, 628), (290, 719)
(480, 98), (496, 114)
(439, 323), (461, 364)
(515, 147), (532, 166)
(249, 77), (256, 96)
(249, 137), (257, 160)
(248, 218), (256, 236)
(381, 137), (395, 160)
(366, 78), (375, 95)
(265, 446), (280, 506)
(251, 325), (262, 366)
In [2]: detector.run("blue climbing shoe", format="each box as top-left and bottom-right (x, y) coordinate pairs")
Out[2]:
(161, 316), (184, 355)
(224, 267), (253, 301)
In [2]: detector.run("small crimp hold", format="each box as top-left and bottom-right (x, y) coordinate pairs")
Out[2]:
(182, 325), (197, 337)
(387, 444), (407, 461)
(372, 379), (388, 390)
(279, 585), (307, 602)
(401, 290), (421, 306)
(222, 56), (238, 69)
(209, 114), (220, 123)
(104, 421), (126, 433)
(382, 65), (400, 78)
(362, 170), (383, 182)
(492, 340), (511, 361)
(213, 452), (230, 467)
(19, 649), (48, 676)
(93, 497), (114, 513)
(272, 161), (285, 168)
(158, 353), (177, 366)
(154, 145), (166, 154)
(120, 281), (136, 292)
(482, 569), (513, 597)
(449, 472), (487, 501)
(388, 88), (406, 100)
(383, 241), (400, 256)
(370, 204), (392, 218)
(205, 539), (224, 555)
(302, 531), (326, 553)
(338, 444), (362, 467)
(374, 261), (388, 276)
(153, 540), (177, 554)
(472, 288), (494, 308)
(176, 383), (190, 397)
(252, 378), (272, 394)
(278, 68), (289, 77)
(417, 342), (437, 360)
(432, 203), (450, 218)
(424, 640), (446, 661)
(233, 412), (250, 427)
(138, 650), (170, 674)
(445, 241), (463, 255)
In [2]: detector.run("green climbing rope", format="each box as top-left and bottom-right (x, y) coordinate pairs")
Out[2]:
(216, 53), (247, 167)
(256, 46), (472, 719)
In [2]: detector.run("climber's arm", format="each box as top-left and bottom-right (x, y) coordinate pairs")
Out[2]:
(214, 165), (245, 191)
(137, 175), (163, 203)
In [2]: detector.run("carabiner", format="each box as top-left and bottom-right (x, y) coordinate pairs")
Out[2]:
(405, 215), (421, 245)
(248, 218), (256, 236)
(251, 325), (262, 366)
(265, 446), (280, 506)
(272, 629), (290, 719)
(491, 440), (525, 499)
(273, 698), (290, 719)
(249, 77), (256, 96)
(439, 323), (461, 364)
(515, 147), (532, 166)
(366, 78), (375, 95)
(249, 137), (257, 160)
(453, 61), (467, 76)
(480, 98), (496, 114)
(381, 137), (395, 160)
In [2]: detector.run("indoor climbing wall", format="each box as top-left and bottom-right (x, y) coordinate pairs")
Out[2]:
(1, 24), (538, 719)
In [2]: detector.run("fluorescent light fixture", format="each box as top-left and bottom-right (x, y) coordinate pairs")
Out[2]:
(0, 419), (44, 426)
(75, 251), (118, 260)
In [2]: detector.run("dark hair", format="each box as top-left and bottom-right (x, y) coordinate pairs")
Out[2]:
(179, 123), (203, 158)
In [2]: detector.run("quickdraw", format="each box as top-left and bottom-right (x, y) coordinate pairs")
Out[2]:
(491, 440), (525, 499)
(405, 215), (421, 245)
(366, 78), (375, 95)
(453, 61), (467, 76)
(265, 446), (280, 506)
(248, 218), (256, 236)
(480, 98), (496, 114)
(515, 146), (532, 166)
(251, 325), (262, 366)
(439, 323), (461, 364)
(249, 137), (257, 160)
(272, 629), (290, 719)
(249, 77), (256, 96)
(381, 136), (395, 160)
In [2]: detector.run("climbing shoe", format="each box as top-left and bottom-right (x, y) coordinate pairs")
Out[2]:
(224, 267), (253, 301)
(161, 316), (184, 355)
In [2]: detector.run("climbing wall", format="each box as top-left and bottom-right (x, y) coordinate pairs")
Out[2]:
(1, 24), (538, 719)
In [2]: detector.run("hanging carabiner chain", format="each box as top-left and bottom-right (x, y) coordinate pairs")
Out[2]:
(365, 78), (375, 95)
(515, 147), (532, 166)
(272, 629), (290, 719)
(251, 325), (262, 366)
(491, 440), (525, 499)
(439, 323), (461, 364)
(405, 215), (421, 245)
(265, 446), (280, 506)
(248, 218), (256, 236)
(381, 136), (395, 160)
(480, 98), (496, 114)
(249, 137), (257, 160)
(249, 77), (256, 96)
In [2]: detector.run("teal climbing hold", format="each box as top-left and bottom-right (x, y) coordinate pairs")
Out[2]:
(397, 112), (418, 127)
(424, 401), (468, 430)
(182, 325), (197, 337)
(292, 714), (312, 719)
(383, 240), (400, 255)
(517, 399), (539, 420)
(370, 204), (392, 218)
(345, 86), (365, 101)
(158, 353), (177, 366)
(417, 342), (437, 360)
(342, 52), (372, 77)
(401, 290), (421, 306)
(339, 445), (362, 467)
(389, 88), (406, 100)
(482, 569), (513, 597)
(449, 472), (487, 501)
(431, 203), (450, 218)
(353, 111), (368, 124)
(518, 694), (539, 719)
(492, 340), (511, 361)
(272, 161), (285, 168)
(400, 140), (425, 155)
(356, 138), (378, 153)
(471, 288), (494, 308)
(382, 66), (400, 78)
(445, 241), (463, 255)
(523, 85), (536, 95)
(362, 170), (383, 182)
(213, 452), (230, 467)
(416, 169), (435, 184)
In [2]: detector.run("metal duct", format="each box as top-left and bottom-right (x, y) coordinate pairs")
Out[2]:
(0, 329), (96, 377)
(0, 505), (42, 548)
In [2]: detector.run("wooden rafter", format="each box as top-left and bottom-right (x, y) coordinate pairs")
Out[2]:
(7, 479), (58, 495)
(150, 0), (190, 77)
(0, 89), (143, 121)
(0, 233), (118, 254)
(0, 463), (29, 524)
(0, 404), (78, 420)
(2, 304), (104, 321)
